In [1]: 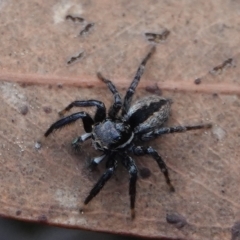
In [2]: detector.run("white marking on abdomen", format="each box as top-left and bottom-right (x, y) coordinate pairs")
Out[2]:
(117, 132), (134, 149)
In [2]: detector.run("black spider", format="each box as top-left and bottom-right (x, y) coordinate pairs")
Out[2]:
(44, 46), (211, 219)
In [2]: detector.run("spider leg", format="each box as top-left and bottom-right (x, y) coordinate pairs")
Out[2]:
(97, 72), (122, 119)
(122, 46), (156, 116)
(84, 154), (117, 205)
(44, 112), (94, 137)
(131, 145), (175, 192)
(140, 123), (212, 141)
(58, 100), (106, 123)
(71, 132), (92, 150)
(88, 154), (106, 170)
(120, 153), (138, 219)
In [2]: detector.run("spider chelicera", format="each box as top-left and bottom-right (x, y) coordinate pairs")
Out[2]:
(44, 46), (211, 219)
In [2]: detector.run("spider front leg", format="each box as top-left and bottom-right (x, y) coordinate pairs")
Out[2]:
(58, 100), (106, 123)
(120, 153), (138, 219)
(97, 72), (122, 119)
(122, 46), (156, 115)
(131, 145), (175, 192)
(140, 123), (212, 141)
(44, 112), (94, 137)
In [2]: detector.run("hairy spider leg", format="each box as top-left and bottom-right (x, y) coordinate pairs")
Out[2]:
(120, 153), (138, 219)
(84, 155), (117, 205)
(44, 112), (94, 137)
(131, 146), (175, 192)
(71, 132), (92, 150)
(140, 123), (212, 141)
(122, 46), (156, 116)
(58, 100), (106, 123)
(97, 72), (122, 119)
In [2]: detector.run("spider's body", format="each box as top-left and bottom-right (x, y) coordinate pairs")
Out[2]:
(91, 95), (169, 152)
(45, 46), (211, 219)
(92, 119), (133, 151)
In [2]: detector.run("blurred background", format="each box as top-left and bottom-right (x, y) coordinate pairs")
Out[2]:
(0, 217), (138, 240)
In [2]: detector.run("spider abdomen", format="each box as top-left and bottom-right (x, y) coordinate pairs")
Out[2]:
(126, 95), (171, 134)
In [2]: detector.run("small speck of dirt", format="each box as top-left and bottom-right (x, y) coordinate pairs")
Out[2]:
(35, 142), (42, 150)
(79, 208), (84, 214)
(166, 212), (187, 229)
(16, 210), (22, 216)
(43, 106), (52, 114)
(19, 105), (28, 115)
(139, 167), (151, 179)
(145, 83), (162, 95)
(194, 78), (201, 85)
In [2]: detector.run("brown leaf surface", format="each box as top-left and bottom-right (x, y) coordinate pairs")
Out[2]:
(0, 1), (240, 239)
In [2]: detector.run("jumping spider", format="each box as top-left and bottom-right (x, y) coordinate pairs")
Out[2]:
(44, 46), (211, 219)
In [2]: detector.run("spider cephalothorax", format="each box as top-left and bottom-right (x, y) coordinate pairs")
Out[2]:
(44, 46), (211, 219)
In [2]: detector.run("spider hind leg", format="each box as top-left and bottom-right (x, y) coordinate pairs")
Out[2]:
(141, 123), (212, 141)
(120, 153), (138, 219)
(131, 145), (174, 192)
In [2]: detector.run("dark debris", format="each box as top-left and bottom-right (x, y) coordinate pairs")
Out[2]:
(19, 105), (28, 115)
(194, 78), (201, 85)
(66, 15), (84, 23)
(80, 23), (94, 36)
(145, 29), (170, 43)
(67, 51), (84, 65)
(166, 212), (187, 229)
(210, 58), (235, 75)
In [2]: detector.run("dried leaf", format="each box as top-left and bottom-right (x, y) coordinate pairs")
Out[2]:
(0, 1), (240, 239)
